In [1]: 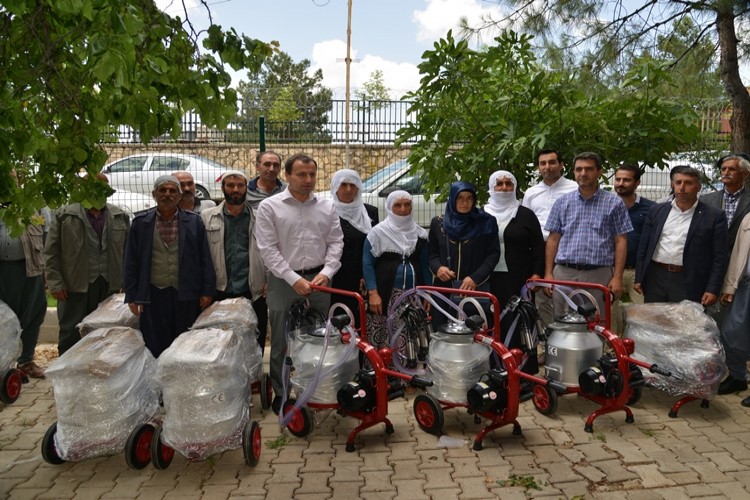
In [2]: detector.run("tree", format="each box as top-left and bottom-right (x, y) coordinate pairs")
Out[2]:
(396, 31), (701, 200)
(460, 0), (750, 153)
(355, 69), (391, 109)
(0, 0), (275, 231)
(235, 51), (333, 142)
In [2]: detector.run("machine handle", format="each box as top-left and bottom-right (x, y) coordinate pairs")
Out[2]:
(409, 376), (434, 388)
(547, 380), (568, 393)
(649, 365), (672, 377)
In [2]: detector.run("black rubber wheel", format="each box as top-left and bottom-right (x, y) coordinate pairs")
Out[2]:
(283, 399), (314, 438)
(413, 394), (444, 435)
(532, 384), (558, 416)
(0, 368), (22, 404)
(626, 387), (642, 406)
(243, 420), (261, 466)
(125, 424), (155, 469)
(41, 422), (65, 465)
(150, 424), (175, 470)
(260, 373), (272, 411)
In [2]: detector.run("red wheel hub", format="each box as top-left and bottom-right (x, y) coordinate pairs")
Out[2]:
(415, 401), (435, 427)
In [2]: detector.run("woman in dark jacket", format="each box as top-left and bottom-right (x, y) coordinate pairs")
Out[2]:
(428, 181), (500, 328)
(485, 170), (545, 375)
(330, 169), (379, 325)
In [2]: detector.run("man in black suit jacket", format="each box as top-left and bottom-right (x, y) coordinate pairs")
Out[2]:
(700, 154), (750, 252)
(634, 167), (727, 305)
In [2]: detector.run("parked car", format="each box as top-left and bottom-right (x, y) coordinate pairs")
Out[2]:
(333, 159), (447, 227)
(101, 153), (232, 200)
(108, 189), (153, 219)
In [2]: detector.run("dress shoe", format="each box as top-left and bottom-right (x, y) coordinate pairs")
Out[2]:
(717, 376), (747, 395)
(271, 396), (282, 416)
(18, 361), (45, 379)
(741, 395), (750, 407)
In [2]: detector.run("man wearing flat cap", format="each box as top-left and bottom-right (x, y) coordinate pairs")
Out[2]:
(201, 170), (268, 351)
(123, 175), (216, 357)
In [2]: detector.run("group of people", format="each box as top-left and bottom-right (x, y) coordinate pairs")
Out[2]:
(7, 148), (750, 412)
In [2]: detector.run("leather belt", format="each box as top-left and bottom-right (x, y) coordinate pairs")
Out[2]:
(558, 262), (600, 271)
(294, 265), (323, 275)
(652, 261), (684, 273)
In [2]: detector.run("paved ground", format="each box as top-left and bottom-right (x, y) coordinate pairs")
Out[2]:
(2, 345), (750, 500)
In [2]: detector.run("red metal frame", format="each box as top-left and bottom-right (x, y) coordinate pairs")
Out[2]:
(526, 278), (661, 432)
(294, 285), (419, 451)
(412, 285), (554, 449)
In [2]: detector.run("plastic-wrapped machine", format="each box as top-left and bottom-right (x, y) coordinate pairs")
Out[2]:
(191, 298), (262, 382)
(624, 300), (727, 399)
(0, 301), (22, 371)
(156, 327), (252, 461)
(45, 327), (159, 461)
(77, 293), (138, 336)
(289, 325), (359, 404)
(427, 323), (492, 403)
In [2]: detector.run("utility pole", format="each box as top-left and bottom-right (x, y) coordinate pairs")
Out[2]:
(344, 0), (352, 168)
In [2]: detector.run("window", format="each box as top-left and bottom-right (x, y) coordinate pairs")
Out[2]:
(108, 156), (148, 173)
(151, 156), (189, 172)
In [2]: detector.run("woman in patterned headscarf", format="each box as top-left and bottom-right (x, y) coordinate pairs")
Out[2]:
(428, 181), (500, 327)
(330, 169), (379, 325)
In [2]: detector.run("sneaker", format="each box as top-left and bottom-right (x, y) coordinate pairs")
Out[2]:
(717, 376), (747, 395)
(18, 361), (45, 379)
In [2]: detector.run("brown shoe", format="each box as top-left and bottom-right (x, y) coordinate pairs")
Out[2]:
(18, 361), (45, 379)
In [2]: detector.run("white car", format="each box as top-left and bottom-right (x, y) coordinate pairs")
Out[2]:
(101, 153), (233, 200)
(108, 189), (153, 219)
(357, 159), (447, 227)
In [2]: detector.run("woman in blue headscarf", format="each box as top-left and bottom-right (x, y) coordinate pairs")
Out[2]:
(428, 181), (500, 326)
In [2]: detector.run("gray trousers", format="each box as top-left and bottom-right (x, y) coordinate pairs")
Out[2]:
(57, 276), (110, 355)
(721, 278), (750, 381)
(0, 260), (46, 364)
(267, 273), (330, 397)
(552, 265), (615, 325)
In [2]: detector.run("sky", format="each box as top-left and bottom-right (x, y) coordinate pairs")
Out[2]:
(158, 0), (749, 100)
(158, 0), (506, 98)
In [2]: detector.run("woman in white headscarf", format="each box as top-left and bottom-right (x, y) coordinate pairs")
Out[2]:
(485, 170), (545, 306)
(330, 169), (379, 324)
(485, 170), (545, 376)
(363, 190), (430, 350)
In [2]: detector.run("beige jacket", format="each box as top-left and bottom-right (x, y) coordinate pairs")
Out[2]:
(201, 202), (265, 300)
(722, 212), (750, 295)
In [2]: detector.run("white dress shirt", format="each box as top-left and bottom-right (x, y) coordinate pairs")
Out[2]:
(255, 188), (344, 286)
(522, 177), (578, 240)
(652, 199), (698, 265)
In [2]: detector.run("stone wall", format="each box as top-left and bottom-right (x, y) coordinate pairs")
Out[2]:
(102, 143), (412, 190)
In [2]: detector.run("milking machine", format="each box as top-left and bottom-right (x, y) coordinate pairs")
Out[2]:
(279, 285), (432, 452)
(392, 285), (558, 451)
(524, 279), (672, 432)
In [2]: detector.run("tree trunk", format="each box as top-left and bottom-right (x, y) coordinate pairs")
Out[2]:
(716, 9), (750, 153)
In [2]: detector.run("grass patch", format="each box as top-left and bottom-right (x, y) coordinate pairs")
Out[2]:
(266, 435), (289, 450)
(496, 474), (545, 492)
(46, 291), (57, 308)
(640, 428), (657, 437)
(592, 432), (607, 443)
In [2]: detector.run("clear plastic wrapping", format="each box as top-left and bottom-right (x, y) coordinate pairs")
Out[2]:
(289, 325), (359, 404)
(156, 327), (253, 461)
(0, 300), (21, 371)
(191, 297), (262, 381)
(426, 331), (492, 403)
(77, 293), (138, 336)
(624, 300), (727, 399)
(45, 327), (159, 461)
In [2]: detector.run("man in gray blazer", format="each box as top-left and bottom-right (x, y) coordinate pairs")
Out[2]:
(701, 154), (750, 253)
